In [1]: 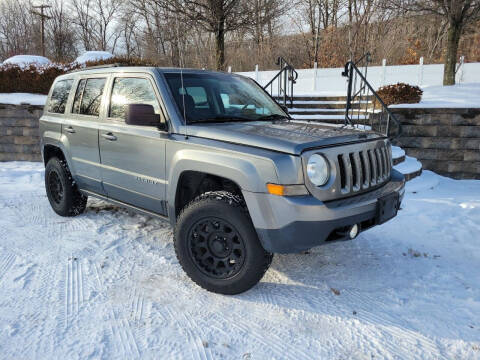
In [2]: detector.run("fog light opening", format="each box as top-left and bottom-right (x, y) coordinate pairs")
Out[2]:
(349, 224), (359, 239)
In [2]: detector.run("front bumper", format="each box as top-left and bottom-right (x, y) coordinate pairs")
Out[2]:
(243, 169), (405, 253)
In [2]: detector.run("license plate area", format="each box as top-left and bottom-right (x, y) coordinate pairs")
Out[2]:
(377, 192), (399, 224)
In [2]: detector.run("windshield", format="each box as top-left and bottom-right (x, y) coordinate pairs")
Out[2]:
(164, 72), (287, 124)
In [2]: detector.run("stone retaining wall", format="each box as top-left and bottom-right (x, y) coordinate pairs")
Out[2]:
(392, 108), (480, 180)
(0, 103), (43, 162)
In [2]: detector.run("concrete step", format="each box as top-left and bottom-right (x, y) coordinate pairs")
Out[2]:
(275, 95), (373, 102)
(291, 114), (369, 121)
(289, 109), (370, 116)
(391, 146), (405, 166)
(288, 100), (373, 109)
(394, 155), (422, 181)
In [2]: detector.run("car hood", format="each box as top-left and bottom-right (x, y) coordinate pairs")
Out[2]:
(183, 121), (383, 154)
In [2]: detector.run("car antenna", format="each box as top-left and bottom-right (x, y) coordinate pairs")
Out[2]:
(176, 14), (188, 140)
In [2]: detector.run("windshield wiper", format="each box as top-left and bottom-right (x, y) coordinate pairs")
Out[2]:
(189, 115), (252, 124)
(256, 114), (289, 121)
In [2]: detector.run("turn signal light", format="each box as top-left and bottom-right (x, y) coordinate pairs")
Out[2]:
(266, 183), (309, 196)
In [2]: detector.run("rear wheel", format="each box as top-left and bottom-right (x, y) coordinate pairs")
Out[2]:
(45, 157), (87, 217)
(174, 191), (273, 294)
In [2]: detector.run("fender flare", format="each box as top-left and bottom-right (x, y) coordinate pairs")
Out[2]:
(167, 148), (278, 224)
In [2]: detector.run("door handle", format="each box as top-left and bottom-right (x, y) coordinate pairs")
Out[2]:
(101, 132), (117, 141)
(64, 126), (75, 134)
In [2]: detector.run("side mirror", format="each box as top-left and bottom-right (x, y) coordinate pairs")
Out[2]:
(125, 104), (160, 126)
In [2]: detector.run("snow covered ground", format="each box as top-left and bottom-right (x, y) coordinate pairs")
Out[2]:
(0, 162), (479, 359)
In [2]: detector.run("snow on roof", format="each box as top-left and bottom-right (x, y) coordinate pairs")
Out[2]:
(390, 82), (480, 108)
(74, 51), (114, 64)
(2, 55), (51, 67)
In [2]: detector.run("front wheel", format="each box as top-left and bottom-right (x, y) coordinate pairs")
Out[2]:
(174, 191), (273, 295)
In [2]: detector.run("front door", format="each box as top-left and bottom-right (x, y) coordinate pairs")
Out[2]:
(63, 76), (108, 195)
(98, 75), (168, 215)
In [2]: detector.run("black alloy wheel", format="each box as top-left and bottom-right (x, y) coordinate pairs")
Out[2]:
(48, 170), (64, 205)
(188, 217), (246, 279)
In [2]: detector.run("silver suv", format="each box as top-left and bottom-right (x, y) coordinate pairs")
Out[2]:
(39, 66), (405, 294)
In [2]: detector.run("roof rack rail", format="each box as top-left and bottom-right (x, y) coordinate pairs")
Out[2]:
(67, 63), (121, 74)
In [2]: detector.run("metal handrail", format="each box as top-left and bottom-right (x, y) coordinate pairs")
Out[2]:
(263, 57), (298, 108)
(342, 59), (402, 139)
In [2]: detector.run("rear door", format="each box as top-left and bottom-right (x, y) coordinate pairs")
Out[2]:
(63, 76), (108, 194)
(98, 74), (168, 215)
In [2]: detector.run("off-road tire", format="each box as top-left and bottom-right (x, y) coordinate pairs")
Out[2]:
(174, 191), (273, 295)
(45, 157), (87, 217)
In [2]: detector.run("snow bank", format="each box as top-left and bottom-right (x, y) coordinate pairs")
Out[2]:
(2, 55), (51, 68)
(74, 51), (114, 64)
(391, 82), (480, 108)
(0, 162), (479, 359)
(0, 93), (47, 106)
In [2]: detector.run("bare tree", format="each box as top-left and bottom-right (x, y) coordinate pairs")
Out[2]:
(155, 0), (255, 70)
(0, 0), (37, 59)
(71, 0), (96, 52)
(386, 0), (480, 85)
(47, 0), (77, 61)
(94, 0), (123, 52)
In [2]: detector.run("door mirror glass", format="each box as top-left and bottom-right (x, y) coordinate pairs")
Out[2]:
(125, 104), (160, 126)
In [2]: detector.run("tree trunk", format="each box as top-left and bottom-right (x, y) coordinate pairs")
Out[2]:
(443, 21), (461, 86)
(215, 21), (225, 71)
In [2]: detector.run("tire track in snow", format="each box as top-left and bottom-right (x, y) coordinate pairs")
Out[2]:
(93, 263), (140, 358)
(0, 252), (16, 285)
(131, 287), (145, 322)
(164, 306), (211, 360)
(170, 283), (311, 360)
(270, 278), (442, 358)
(179, 310), (214, 360)
(33, 261), (62, 358)
(64, 256), (85, 327)
(341, 288), (445, 358)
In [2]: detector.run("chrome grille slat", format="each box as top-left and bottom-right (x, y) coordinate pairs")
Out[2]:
(342, 154), (352, 193)
(360, 151), (370, 188)
(381, 147), (388, 179)
(375, 148), (384, 180)
(352, 152), (362, 192)
(369, 149), (377, 185)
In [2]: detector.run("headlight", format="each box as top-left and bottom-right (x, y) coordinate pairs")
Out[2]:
(307, 154), (329, 186)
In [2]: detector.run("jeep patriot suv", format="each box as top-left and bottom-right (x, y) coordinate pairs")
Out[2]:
(39, 66), (405, 294)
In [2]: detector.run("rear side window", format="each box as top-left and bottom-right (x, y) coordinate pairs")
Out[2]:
(48, 79), (73, 114)
(109, 77), (161, 120)
(72, 78), (106, 116)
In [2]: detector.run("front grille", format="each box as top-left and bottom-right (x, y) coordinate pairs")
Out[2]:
(336, 143), (391, 195)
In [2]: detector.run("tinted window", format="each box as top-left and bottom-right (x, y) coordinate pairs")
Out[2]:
(72, 78), (106, 116)
(109, 77), (161, 119)
(48, 79), (73, 113)
(72, 79), (86, 114)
